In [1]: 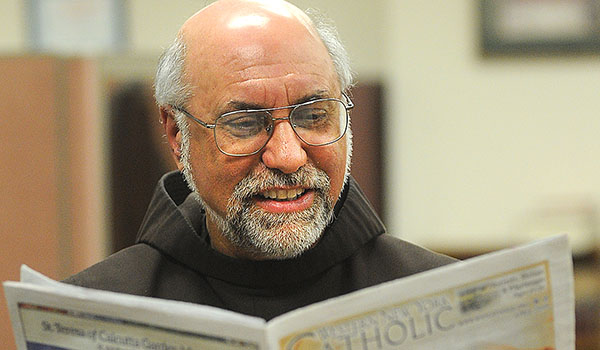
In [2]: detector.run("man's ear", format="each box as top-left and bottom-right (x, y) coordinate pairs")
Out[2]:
(160, 107), (184, 171)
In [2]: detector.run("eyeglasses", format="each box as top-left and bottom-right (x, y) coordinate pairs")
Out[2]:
(172, 93), (353, 157)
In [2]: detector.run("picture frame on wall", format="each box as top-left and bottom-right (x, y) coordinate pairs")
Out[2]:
(481, 0), (600, 55)
(27, 0), (127, 55)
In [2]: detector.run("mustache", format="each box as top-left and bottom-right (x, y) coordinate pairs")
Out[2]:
(230, 164), (331, 201)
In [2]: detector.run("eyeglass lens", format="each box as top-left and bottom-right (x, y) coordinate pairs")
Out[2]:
(214, 99), (347, 156)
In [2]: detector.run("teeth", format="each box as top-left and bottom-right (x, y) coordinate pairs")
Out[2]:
(261, 188), (304, 200)
(277, 189), (287, 199)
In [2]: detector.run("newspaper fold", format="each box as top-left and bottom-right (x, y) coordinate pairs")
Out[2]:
(4, 235), (574, 350)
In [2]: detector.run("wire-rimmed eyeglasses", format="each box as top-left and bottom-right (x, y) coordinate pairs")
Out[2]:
(171, 93), (353, 157)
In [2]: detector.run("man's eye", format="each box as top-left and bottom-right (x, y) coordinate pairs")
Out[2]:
(221, 114), (264, 137)
(293, 108), (329, 128)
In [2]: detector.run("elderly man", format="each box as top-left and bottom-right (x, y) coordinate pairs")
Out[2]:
(66, 0), (454, 320)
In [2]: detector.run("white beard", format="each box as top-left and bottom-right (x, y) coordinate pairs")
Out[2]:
(203, 163), (333, 259)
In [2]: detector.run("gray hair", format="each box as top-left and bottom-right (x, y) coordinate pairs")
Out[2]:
(306, 8), (354, 92)
(154, 35), (191, 109)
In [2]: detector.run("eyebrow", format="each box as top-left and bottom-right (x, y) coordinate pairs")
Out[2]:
(220, 90), (332, 115)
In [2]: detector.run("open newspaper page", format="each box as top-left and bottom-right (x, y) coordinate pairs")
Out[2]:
(4, 235), (574, 350)
(267, 235), (574, 350)
(4, 267), (267, 350)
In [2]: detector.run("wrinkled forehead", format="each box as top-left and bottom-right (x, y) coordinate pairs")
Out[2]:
(178, 0), (337, 90)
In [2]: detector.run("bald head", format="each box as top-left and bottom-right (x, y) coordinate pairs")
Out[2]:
(154, 0), (352, 110)
(180, 0), (318, 41)
(179, 0), (337, 104)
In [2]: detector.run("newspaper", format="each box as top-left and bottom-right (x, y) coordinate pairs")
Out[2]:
(4, 235), (574, 350)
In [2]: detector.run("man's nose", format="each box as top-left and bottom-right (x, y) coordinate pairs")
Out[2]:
(261, 120), (307, 174)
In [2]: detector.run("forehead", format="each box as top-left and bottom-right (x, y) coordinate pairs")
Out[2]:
(223, 51), (337, 103)
(182, 11), (339, 108)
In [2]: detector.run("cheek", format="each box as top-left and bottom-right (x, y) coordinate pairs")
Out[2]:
(187, 137), (257, 212)
(311, 142), (347, 201)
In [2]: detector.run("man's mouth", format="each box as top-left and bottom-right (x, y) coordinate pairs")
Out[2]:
(253, 188), (315, 213)
(259, 188), (306, 201)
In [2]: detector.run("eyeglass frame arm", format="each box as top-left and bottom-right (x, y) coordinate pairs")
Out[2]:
(171, 107), (217, 129)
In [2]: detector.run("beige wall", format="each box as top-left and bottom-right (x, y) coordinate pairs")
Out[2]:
(384, 0), (600, 252)
(0, 0), (24, 53)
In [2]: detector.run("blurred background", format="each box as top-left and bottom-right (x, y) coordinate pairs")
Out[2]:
(1, 0), (599, 348)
